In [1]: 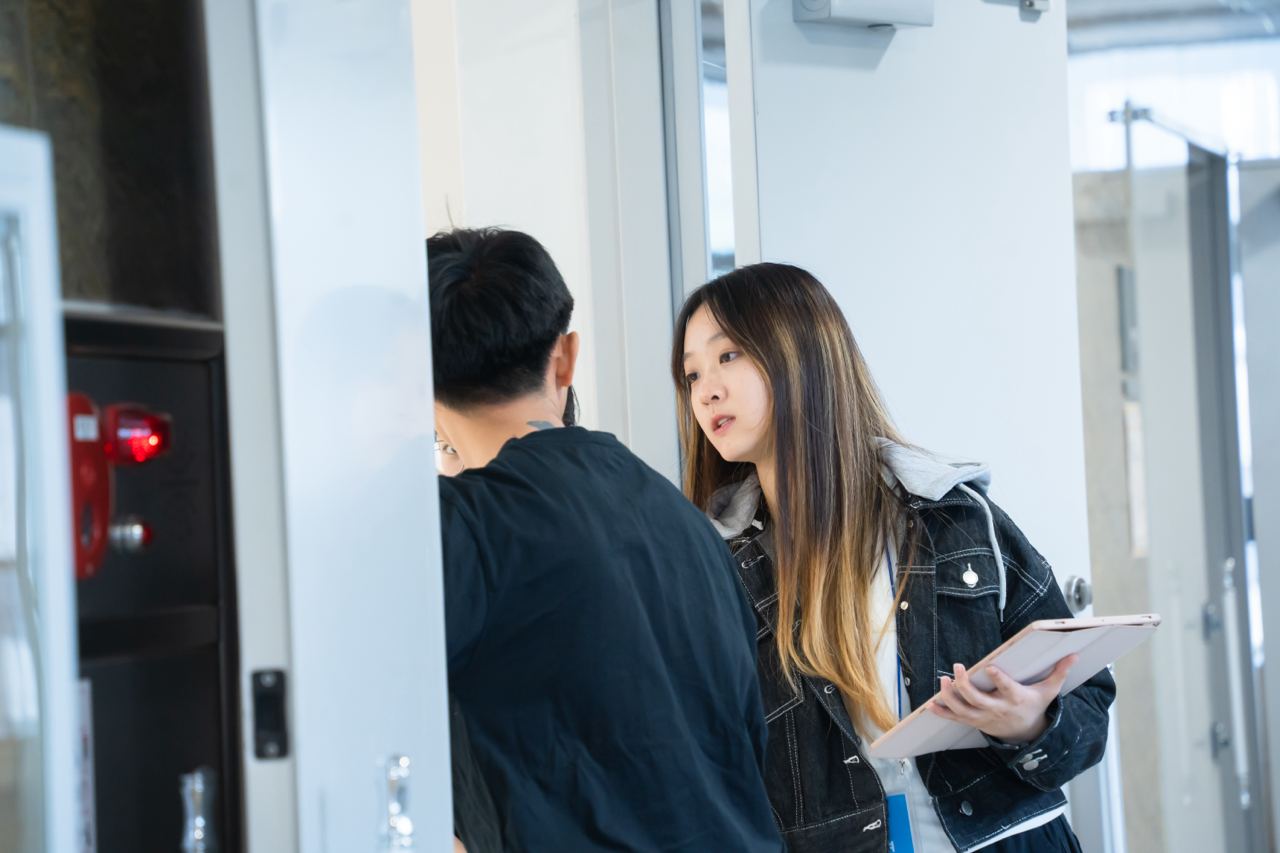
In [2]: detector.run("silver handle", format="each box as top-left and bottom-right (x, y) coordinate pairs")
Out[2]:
(381, 754), (414, 849)
(180, 766), (218, 852)
(1220, 558), (1253, 809)
(1064, 575), (1093, 614)
(109, 516), (151, 554)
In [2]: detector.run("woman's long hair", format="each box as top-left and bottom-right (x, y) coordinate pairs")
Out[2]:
(672, 263), (907, 732)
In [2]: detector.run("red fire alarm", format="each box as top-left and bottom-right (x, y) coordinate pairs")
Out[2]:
(68, 393), (110, 580)
(104, 405), (172, 465)
(67, 395), (172, 580)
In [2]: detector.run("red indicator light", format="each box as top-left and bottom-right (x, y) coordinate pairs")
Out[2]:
(104, 406), (172, 465)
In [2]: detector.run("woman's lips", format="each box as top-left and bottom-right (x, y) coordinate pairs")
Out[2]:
(712, 415), (735, 436)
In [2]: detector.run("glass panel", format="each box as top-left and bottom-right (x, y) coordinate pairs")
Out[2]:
(700, 0), (735, 277)
(0, 215), (41, 853)
(0, 3), (218, 318)
(1239, 160), (1280, 847)
(1075, 118), (1266, 852)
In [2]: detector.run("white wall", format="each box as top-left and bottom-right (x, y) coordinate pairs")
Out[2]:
(743, 3), (1100, 835)
(411, 0), (679, 480)
(418, 0), (601, 426)
(746, 0), (1090, 584)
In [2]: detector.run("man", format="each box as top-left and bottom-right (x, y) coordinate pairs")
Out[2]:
(429, 228), (781, 852)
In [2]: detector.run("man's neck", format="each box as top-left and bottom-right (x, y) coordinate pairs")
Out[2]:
(453, 397), (566, 468)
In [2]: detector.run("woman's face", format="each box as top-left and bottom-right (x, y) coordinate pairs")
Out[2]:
(681, 305), (773, 466)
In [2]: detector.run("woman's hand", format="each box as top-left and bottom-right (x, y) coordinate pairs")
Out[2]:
(927, 655), (1078, 744)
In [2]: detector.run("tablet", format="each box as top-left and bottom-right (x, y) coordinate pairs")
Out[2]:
(867, 613), (1161, 760)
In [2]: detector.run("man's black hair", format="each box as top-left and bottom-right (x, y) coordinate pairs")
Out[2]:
(427, 228), (575, 408)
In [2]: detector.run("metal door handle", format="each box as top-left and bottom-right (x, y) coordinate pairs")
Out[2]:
(382, 754), (414, 849)
(180, 766), (218, 852)
(1064, 575), (1093, 614)
(1219, 558), (1253, 808)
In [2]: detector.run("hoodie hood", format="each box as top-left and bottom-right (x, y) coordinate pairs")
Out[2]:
(707, 473), (764, 540)
(874, 438), (990, 500)
(707, 439), (1011, 618)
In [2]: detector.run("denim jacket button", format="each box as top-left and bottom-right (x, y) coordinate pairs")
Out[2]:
(903, 676), (911, 687)
(1021, 758), (1040, 771)
(899, 601), (909, 611)
(824, 684), (835, 694)
(960, 801), (974, 817)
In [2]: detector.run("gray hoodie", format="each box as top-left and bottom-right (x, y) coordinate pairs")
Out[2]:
(707, 438), (1012, 617)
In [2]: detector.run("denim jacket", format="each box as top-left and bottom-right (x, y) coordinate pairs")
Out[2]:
(711, 446), (1116, 852)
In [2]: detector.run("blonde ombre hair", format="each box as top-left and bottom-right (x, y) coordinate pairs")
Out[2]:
(672, 263), (908, 732)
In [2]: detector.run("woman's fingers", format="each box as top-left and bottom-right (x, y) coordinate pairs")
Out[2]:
(938, 676), (981, 718)
(929, 700), (961, 720)
(1032, 654), (1077, 700)
(951, 663), (996, 710)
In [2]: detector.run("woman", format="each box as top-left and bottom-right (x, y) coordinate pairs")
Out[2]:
(672, 263), (1114, 852)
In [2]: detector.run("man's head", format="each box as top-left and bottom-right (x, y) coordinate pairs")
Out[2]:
(427, 228), (579, 469)
(428, 228), (576, 406)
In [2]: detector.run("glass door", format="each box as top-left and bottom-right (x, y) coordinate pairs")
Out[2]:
(1238, 158), (1280, 853)
(0, 126), (79, 853)
(1077, 113), (1269, 852)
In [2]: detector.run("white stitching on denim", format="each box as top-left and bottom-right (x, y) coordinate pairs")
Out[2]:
(778, 805), (884, 835)
(786, 711), (802, 826)
(946, 767), (999, 795)
(844, 742), (860, 808)
(764, 691), (804, 724)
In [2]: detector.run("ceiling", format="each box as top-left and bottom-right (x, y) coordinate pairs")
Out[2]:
(1068, 0), (1280, 52)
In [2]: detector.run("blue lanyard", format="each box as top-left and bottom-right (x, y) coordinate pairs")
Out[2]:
(887, 546), (903, 722)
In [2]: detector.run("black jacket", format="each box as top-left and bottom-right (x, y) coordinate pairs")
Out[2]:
(720, 481), (1116, 852)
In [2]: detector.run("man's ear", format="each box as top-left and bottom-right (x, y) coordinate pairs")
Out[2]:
(550, 331), (580, 390)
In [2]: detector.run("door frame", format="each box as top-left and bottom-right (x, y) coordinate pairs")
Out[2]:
(0, 125), (79, 853)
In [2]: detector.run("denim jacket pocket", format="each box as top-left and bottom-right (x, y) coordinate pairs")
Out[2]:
(933, 552), (1005, 684)
(934, 551), (1002, 599)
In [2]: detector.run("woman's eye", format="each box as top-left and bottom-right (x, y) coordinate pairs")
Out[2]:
(719, 351), (739, 364)
(685, 371), (699, 385)
(434, 441), (457, 456)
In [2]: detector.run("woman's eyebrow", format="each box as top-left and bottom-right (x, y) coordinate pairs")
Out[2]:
(682, 331), (727, 361)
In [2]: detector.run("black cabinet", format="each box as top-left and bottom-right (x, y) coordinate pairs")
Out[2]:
(67, 315), (242, 852)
